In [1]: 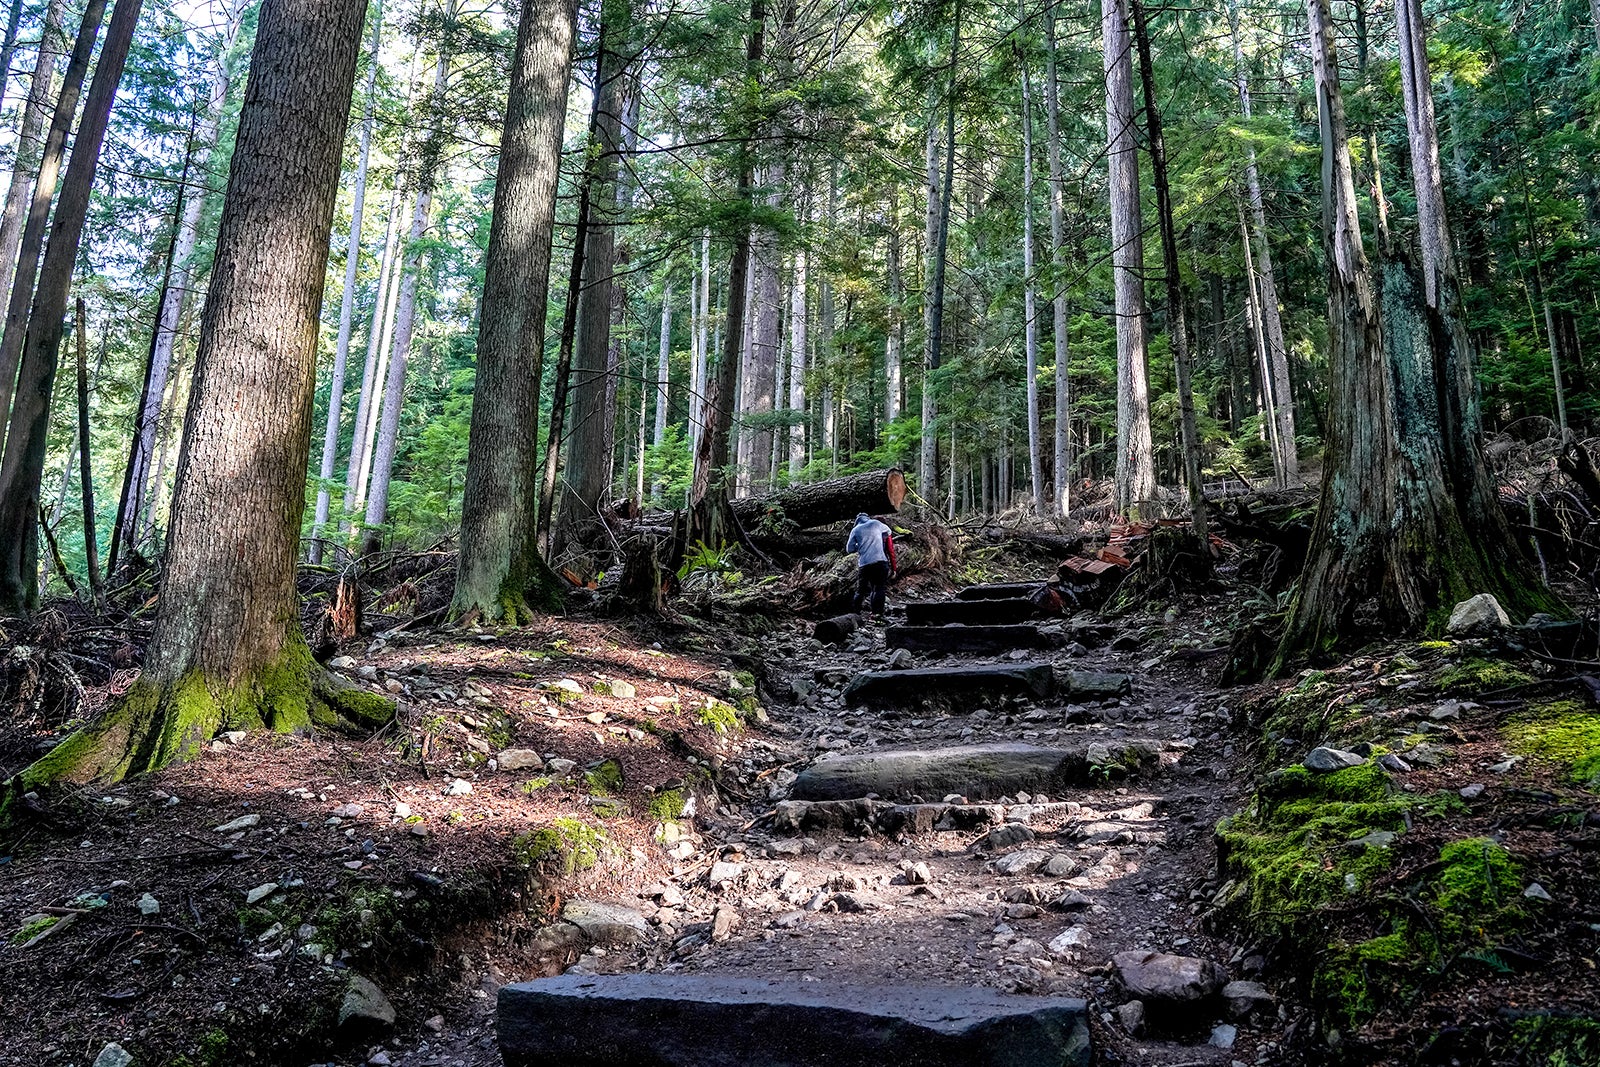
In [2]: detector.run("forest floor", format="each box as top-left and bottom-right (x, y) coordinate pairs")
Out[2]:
(1, 523), (1598, 1066)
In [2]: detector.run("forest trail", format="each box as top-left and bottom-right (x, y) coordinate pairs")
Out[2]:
(389, 580), (1265, 1067)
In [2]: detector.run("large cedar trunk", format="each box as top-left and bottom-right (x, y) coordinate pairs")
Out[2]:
(452, 0), (576, 621)
(730, 468), (907, 531)
(9, 0), (387, 792)
(1279, 0), (1548, 664)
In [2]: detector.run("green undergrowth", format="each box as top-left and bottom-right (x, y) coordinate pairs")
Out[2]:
(514, 817), (609, 876)
(648, 788), (687, 820)
(1436, 657), (1535, 695)
(1505, 700), (1600, 788)
(1505, 1013), (1600, 1066)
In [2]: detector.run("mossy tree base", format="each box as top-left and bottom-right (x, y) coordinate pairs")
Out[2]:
(450, 549), (565, 627)
(8, 641), (394, 796)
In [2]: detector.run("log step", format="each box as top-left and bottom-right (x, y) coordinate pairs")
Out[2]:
(843, 662), (1054, 707)
(790, 740), (1164, 801)
(497, 974), (1091, 1067)
(955, 582), (1044, 601)
(904, 598), (1040, 626)
(885, 624), (1059, 655)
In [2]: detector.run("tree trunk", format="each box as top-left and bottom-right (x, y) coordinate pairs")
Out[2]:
(1280, 0), (1546, 664)
(311, 0), (384, 564)
(73, 298), (101, 605)
(689, 230), (710, 454)
(731, 467), (905, 530)
(919, 5), (961, 511)
(115, 0), (243, 570)
(0, 0), (139, 618)
(11, 0), (387, 792)
(917, 95), (939, 500)
(789, 247), (808, 478)
(687, 0), (764, 551)
(1103, 0), (1154, 516)
(556, 0), (632, 554)
(1045, 3), (1070, 516)
(1131, 0), (1207, 541)
(1019, 34), (1043, 516)
(0, 0), (104, 436)
(650, 276), (671, 495)
(344, 188), (403, 523)
(0, 0), (24, 116)
(360, 33), (453, 554)
(1237, 197), (1285, 484)
(742, 158), (783, 492)
(0, 0), (63, 306)
(884, 203), (901, 425)
(451, 0), (575, 621)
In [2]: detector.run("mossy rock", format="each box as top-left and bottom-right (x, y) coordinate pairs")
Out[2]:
(1436, 657), (1535, 695)
(583, 758), (625, 796)
(648, 788), (687, 820)
(696, 699), (742, 735)
(514, 817), (608, 876)
(1505, 700), (1600, 788)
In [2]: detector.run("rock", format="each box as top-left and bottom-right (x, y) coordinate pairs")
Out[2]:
(1062, 671), (1133, 699)
(1524, 882), (1553, 902)
(1378, 754), (1412, 773)
(339, 974), (396, 1030)
(498, 749), (545, 772)
(561, 899), (650, 946)
(978, 824), (1036, 850)
(1303, 747), (1366, 773)
(1043, 855), (1078, 878)
(792, 741), (1160, 803)
(446, 778), (473, 796)
(136, 892), (159, 916)
(1048, 926), (1091, 953)
(331, 802), (366, 818)
(707, 861), (744, 888)
(329, 655), (356, 669)
(1489, 757), (1521, 774)
(1345, 830), (1397, 850)
(90, 1044), (133, 1067)
(423, 1014), (445, 1033)
(1113, 951), (1225, 1003)
(1209, 1023), (1237, 1049)
(888, 649), (915, 670)
(497, 975), (1091, 1067)
(1408, 743), (1446, 767)
(610, 680), (637, 699)
(213, 814), (260, 833)
(992, 849), (1051, 876)
(245, 882), (279, 905)
(1051, 889), (1092, 911)
(844, 663), (1055, 708)
(220, 730), (248, 745)
(1115, 1000), (1145, 1035)
(548, 758), (577, 775)
(902, 861), (933, 886)
(710, 905), (740, 942)
(1222, 980), (1275, 1022)
(550, 678), (585, 695)
(368, 1051), (392, 1066)
(1460, 783), (1486, 800)
(1446, 593), (1511, 636)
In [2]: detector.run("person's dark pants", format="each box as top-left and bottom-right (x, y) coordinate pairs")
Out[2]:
(856, 561), (890, 616)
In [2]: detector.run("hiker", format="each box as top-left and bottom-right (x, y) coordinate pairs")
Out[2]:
(845, 512), (897, 616)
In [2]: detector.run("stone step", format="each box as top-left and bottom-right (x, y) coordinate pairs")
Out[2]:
(843, 662), (1054, 707)
(905, 598), (1041, 626)
(885, 623), (1058, 655)
(498, 975), (1090, 1067)
(1063, 671), (1133, 699)
(956, 582), (1045, 601)
(789, 740), (1163, 801)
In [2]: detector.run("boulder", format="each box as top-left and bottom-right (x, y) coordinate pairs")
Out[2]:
(1446, 593), (1510, 635)
(842, 663), (1054, 708)
(1303, 747), (1366, 773)
(91, 1044), (133, 1067)
(498, 749), (545, 772)
(791, 742), (1161, 803)
(339, 974), (396, 1030)
(1222, 980), (1275, 1022)
(991, 849), (1051, 876)
(1112, 951), (1225, 1003)
(561, 899), (650, 946)
(497, 975), (1091, 1067)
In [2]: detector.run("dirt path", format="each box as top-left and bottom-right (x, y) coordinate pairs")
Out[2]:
(385, 598), (1266, 1067)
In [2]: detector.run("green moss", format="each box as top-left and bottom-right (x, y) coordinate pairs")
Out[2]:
(696, 699), (742, 735)
(1314, 929), (1424, 1027)
(1507, 1014), (1600, 1066)
(590, 798), (628, 819)
(648, 788), (686, 820)
(520, 776), (555, 794)
(1434, 836), (1523, 941)
(1437, 657), (1535, 695)
(10, 913), (60, 945)
(513, 817), (608, 876)
(583, 758), (624, 795)
(592, 681), (614, 696)
(1506, 700), (1600, 788)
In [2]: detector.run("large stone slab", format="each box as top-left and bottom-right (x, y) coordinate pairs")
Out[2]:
(498, 974), (1090, 1067)
(905, 598), (1041, 626)
(843, 662), (1054, 707)
(1062, 671), (1133, 699)
(791, 741), (1161, 802)
(956, 583), (1046, 601)
(886, 624), (1059, 655)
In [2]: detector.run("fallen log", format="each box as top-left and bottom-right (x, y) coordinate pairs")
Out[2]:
(791, 741), (1163, 801)
(843, 662), (1055, 707)
(905, 598), (1041, 626)
(731, 468), (907, 531)
(814, 614), (861, 645)
(886, 624), (1060, 655)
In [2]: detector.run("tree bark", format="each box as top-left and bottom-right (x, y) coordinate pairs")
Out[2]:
(556, 0), (631, 554)
(883, 202), (902, 425)
(344, 188), (402, 523)
(0, 0), (105, 438)
(0, 0), (24, 116)
(116, 1), (243, 569)
(689, 230), (710, 453)
(1280, 0), (1546, 664)
(731, 467), (905, 530)
(10, 0), (386, 791)
(73, 298), (101, 605)
(451, 0), (575, 621)
(311, 0), (384, 563)
(0, 0), (63, 307)
(1019, 33), (1043, 516)
(649, 276), (671, 496)
(919, 5), (961, 511)
(742, 157), (783, 492)
(1045, 3), (1070, 516)
(0, 0), (139, 618)
(1131, 0), (1207, 541)
(1103, 0), (1154, 516)
(789, 246), (808, 478)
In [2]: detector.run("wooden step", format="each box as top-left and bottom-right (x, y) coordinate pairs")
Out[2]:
(790, 740), (1164, 802)
(904, 598), (1040, 626)
(843, 662), (1054, 707)
(498, 974), (1091, 1067)
(885, 623), (1059, 655)
(955, 582), (1044, 601)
